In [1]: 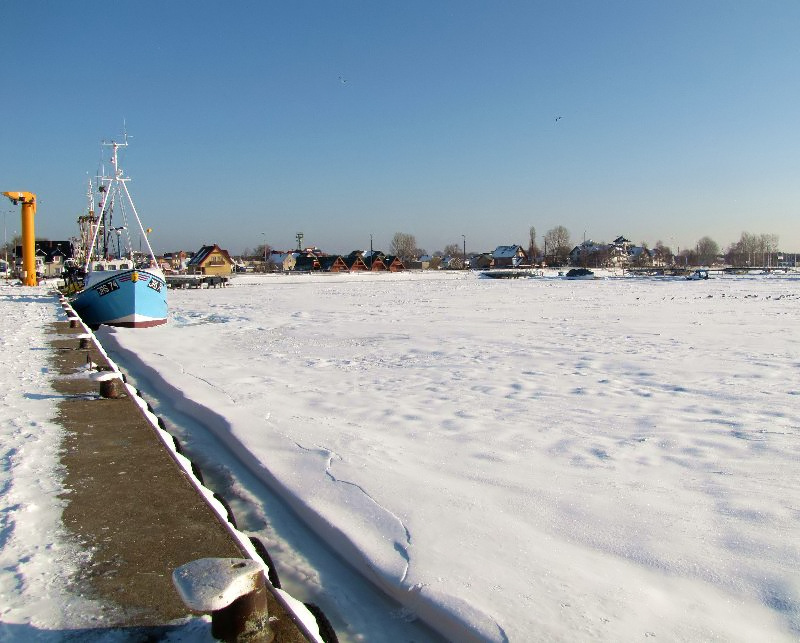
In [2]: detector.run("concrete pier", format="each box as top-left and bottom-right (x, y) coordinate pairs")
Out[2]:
(48, 319), (317, 641)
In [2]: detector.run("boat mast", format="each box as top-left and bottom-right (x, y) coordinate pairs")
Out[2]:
(77, 178), (99, 269)
(106, 134), (159, 264)
(84, 133), (159, 269)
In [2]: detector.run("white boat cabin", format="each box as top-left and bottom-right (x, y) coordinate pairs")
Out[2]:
(91, 260), (134, 272)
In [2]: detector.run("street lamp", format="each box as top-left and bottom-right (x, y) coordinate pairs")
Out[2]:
(262, 232), (267, 271)
(462, 234), (466, 269)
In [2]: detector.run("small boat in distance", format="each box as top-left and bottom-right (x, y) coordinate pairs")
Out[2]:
(479, 269), (531, 279)
(686, 269), (710, 280)
(565, 268), (595, 280)
(69, 135), (167, 328)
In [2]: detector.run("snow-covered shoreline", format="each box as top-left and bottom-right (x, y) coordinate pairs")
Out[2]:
(96, 271), (799, 641)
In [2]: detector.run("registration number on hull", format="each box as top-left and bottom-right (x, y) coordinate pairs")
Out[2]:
(96, 280), (120, 296)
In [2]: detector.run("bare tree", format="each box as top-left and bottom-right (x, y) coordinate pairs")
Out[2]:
(740, 232), (759, 265)
(725, 232), (757, 266)
(759, 233), (779, 266)
(677, 248), (696, 266)
(543, 225), (571, 264)
(255, 243), (272, 272)
(2, 238), (18, 262)
(695, 236), (719, 266)
(585, 245), (611, 268)
(390, 232), (417, 262)
(442, 243), (461, 257)
(528, 226), (540, 262)
(725, 231), (779, 267)
(652, 240), (673, 266)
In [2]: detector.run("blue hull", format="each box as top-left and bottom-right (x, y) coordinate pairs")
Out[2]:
(71, 269), (168, 328)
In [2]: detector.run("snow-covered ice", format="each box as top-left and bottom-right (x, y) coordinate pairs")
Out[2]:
(2, 271), (799, 641)
(94, 271), (800, 641)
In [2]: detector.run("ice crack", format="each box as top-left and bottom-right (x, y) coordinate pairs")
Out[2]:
(322, 448), (413, 583)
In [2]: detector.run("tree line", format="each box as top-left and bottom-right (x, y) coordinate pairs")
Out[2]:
(385, 228), (788, 268)
(236, 228), (789, 269)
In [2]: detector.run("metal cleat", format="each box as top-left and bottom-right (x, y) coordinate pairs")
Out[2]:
(173, 557), (274, 642)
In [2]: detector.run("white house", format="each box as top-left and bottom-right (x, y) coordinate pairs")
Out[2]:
(492, 245), (529, 268)
(268, 252), (296, 272)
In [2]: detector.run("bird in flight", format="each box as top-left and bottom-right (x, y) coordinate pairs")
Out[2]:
(555, 116), (563, 123)
(338, 75), (349, 85)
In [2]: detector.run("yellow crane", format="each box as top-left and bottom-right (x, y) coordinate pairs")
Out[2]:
(2, 191), (37, 286)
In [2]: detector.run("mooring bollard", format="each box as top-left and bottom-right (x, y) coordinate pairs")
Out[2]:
(69, 317), (81, 328)
(95, 372), (124, 399)
(172, 558), (273, 642)
(76, 333), (92, 349)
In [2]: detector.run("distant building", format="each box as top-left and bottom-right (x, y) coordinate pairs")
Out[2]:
(469, 253), (494, 270)
(343, 254), (369, 271)
(162, 250), (193, 273)
(294, 255), (321, 272)
(319, 256), (350, 272)
(569, 236), (651, 268)
(267, 252), (296, 272)
(569, 240), (606, 266)
(383, 255), (406, 272)
(363, 253), (386, 271)
(492, 245), (529, 268)
(186, 244), (234, 275)
(23, 240), (73, 278)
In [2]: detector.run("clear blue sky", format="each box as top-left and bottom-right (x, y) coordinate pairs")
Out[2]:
(3, 1), (799, 255)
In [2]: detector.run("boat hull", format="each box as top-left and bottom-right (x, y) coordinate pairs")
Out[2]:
(71, 269), (167, 328)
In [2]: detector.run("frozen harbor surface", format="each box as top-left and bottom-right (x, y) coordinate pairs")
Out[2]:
(97, 271), (800, 641)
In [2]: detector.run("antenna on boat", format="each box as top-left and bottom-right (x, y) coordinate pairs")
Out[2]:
(95, 130), (159, 265)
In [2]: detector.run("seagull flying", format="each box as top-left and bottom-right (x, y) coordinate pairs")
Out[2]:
(555, 116), (563, 122)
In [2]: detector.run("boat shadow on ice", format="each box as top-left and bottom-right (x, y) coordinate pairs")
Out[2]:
(97, 327), (508, 643)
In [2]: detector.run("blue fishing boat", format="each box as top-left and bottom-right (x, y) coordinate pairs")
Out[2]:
(70, 135), (167, 328)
